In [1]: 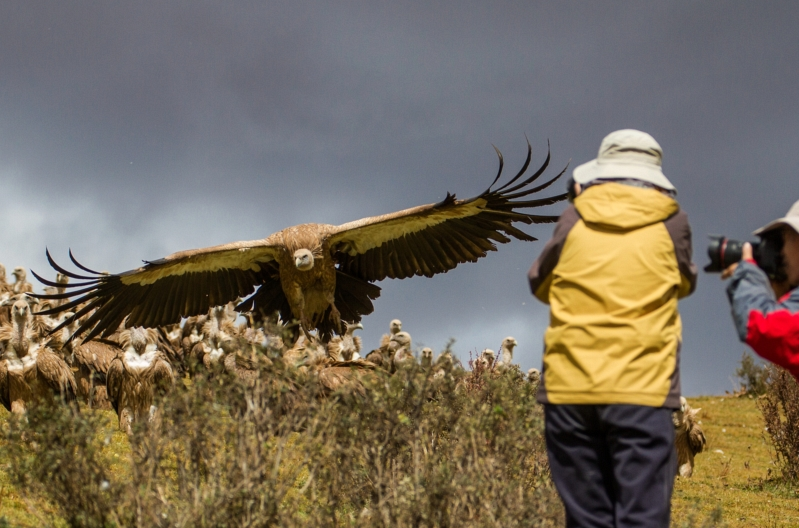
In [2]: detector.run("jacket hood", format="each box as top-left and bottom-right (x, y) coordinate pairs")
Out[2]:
(573, 182), (679, 230)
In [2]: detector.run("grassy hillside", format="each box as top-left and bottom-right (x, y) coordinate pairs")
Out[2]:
(671, 396), (799, 527)
(0, 392), (797, 526)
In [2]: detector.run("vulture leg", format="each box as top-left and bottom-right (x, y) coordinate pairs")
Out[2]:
(300, 313), (314, 341)
(328, 301), (342, 335)
(10, 399), (26, 415)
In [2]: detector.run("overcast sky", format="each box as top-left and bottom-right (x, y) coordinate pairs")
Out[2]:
(1, 2), (797, 396)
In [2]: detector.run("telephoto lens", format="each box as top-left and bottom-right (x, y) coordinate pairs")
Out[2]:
(704, 235), (748, 273)
(705, 231), (785, 282)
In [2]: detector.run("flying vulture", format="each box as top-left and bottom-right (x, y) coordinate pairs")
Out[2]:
(33, 142), (566, 342)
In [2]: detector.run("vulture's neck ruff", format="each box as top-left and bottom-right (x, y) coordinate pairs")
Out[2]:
(5, 342), (40, 372)
(124, 343), (159, 371)
(121, 328), (160, 370)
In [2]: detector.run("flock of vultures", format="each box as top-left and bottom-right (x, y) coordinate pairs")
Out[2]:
(0, 263), (530, 431)
(0, 262), (705, 480)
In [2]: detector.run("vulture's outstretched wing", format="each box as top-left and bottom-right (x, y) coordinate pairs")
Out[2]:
(32, 238), (283, 342)
(328, 142), (567, 282)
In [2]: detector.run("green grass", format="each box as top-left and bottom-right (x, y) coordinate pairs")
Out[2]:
(671, 395), (799, 527)
(1, 396), (797, 526)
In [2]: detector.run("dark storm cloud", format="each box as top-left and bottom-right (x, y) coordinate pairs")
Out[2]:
(1, 1), (798, 394)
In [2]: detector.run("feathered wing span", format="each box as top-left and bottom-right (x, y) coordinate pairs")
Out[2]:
(74, 341), (118, 376)
(32, 238), (284, 342)
(106, 358), (124, 415)
(151, 357), (175, 397)
(35, 348), (78, 404)
(688, 409), (706, 453)
(32, 140), (566, 342)
(328, 143), (567, 282)
(689, 427), (706, 454)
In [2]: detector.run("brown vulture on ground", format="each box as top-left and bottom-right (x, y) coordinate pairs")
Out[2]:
(0, 300), (77, 414)
(33, 142), (566, 342)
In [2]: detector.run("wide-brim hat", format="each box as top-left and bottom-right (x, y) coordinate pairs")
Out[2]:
(572, 129), (676, 191)
(754, 199), (799, 235)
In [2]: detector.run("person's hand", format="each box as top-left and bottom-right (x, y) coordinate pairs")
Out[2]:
(721, 243), (753, 279)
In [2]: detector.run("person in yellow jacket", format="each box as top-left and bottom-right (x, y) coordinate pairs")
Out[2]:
(528, 129), (697, 528)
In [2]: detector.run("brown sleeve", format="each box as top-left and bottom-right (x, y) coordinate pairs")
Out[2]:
(663, 209), (698, 298)
(528, 205), (581, 303)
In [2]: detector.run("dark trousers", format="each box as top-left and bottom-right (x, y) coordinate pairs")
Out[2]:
(544, 404), (676, 528)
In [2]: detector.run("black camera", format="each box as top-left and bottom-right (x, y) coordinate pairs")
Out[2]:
(705, 229), (786, 282)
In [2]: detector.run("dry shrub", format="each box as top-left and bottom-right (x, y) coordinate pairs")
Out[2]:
(758, 364), (799, 482)
(2, 350), (562, 527)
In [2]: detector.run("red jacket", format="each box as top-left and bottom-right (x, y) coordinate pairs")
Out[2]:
(727, 260), (799, 378)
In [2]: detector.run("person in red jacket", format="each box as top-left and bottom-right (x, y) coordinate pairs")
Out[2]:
(725, 200), (799, 378)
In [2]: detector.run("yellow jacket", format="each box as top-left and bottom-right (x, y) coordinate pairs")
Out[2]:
(528, 183), (697, 407)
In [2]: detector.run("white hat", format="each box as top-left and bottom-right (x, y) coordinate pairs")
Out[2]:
(754, 199), (799, 235)
(572, 129), (675, 191)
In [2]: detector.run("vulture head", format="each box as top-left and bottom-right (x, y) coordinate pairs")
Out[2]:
(501, 336), (517, 353)
(421, 347), (433, 369)
(56, 273), (69, 285)
(389, 319), (402, 335)
(122, 326), (159, 355)
(477, 349), (495, 370)
(12, 267), (26, 282)
(435, 350), (453, 369)
(389, 331), (412, 351)
(11, 299), (30, 326)
(129, 327), (150, 353)
(345, 321), (364, 336)
(674, 396), (703, 430)
(527, 368), (540, 384)
(293, 249), (315, 271)
(211, 304), (227, 320)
